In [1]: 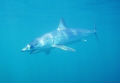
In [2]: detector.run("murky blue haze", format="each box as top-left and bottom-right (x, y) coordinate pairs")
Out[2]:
(0, 0), (120, 83)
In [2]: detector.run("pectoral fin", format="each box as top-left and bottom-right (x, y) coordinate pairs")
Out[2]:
(52, 45), (76, 52)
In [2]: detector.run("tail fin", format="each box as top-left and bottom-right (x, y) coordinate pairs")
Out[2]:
(94, 20), (99, 43)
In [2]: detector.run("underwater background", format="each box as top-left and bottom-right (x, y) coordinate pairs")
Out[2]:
(0, 0), (120, 83)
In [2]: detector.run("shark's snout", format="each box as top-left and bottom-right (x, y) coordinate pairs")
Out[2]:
(21, 48), (26, 52)
(21, 45), (31, 52)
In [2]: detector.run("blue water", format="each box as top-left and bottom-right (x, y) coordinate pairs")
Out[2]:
(0, 0), (120, 83)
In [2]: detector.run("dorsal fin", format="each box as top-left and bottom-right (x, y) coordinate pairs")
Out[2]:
(58, 18), (67, 30)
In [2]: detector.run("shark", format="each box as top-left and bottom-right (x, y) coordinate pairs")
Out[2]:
(21, 18), (98, 55)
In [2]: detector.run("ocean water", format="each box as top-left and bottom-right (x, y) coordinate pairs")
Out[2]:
(0, 0), (120, 83)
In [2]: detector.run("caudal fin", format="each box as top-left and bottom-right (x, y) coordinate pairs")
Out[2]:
(95, 32), (99, 43)
(94, 20), (99, 43)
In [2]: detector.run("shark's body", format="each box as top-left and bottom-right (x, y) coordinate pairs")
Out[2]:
(21, 18), (97, 55)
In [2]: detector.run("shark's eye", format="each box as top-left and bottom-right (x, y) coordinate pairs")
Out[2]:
(30, 46), (34, 49)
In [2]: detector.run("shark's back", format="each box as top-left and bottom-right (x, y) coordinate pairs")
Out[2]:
(49, 28), (95, 45)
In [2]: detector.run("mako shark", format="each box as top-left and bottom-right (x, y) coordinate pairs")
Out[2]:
(21, 18), (98, 55)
